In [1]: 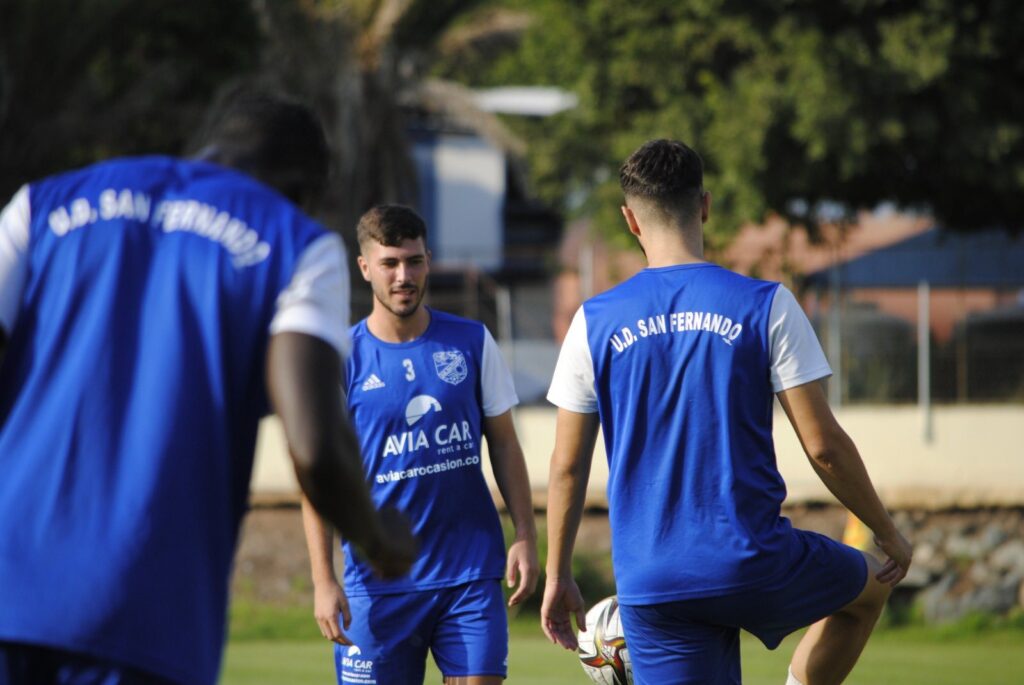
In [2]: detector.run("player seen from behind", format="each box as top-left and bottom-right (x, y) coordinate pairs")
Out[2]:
(0, 90), (415, 685)
(541, 139), (913, 685)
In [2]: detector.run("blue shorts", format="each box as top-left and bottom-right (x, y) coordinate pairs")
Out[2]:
(617, 530), (867, 685)
(335, 580), (508, 684)
(0, 641), (176, 685)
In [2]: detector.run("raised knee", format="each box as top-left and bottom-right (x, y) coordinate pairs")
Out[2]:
(851, 555), (892, 615)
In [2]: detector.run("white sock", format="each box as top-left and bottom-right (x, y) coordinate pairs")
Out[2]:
(786, 667), (805, 685)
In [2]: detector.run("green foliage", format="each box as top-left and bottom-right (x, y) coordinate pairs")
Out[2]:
(437, 0), (1024, 244)
(0, 0), (261, 200)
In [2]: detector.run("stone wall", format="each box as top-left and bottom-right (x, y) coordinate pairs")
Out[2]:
(890, 508), (1024, 622)
(234, 503), (1024, 624)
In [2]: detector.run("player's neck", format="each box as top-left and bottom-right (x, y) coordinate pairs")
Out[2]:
(643, 238), (706, 268)
(638, 222), (705, 268)
(366, 305), (431, 343)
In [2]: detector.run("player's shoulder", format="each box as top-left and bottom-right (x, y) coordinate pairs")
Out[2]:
(426, 308), (486, 335)
(714, 264), (781, 291)
(348, 318), (371, 341)
(28, 155), (165, 192)
(30, 155), (268, 202)
(657, 262), (781, 296)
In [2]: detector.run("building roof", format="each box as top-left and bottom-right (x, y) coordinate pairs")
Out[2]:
(804, 227), (1024, 288)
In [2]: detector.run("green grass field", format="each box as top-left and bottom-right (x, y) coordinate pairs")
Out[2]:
(220, 608), (1024, 684)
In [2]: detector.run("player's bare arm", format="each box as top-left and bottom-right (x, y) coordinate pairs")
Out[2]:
(542, 408), (600, 650)
(777, 380), (913, 585)
(300, 495), (353, 644)
(267, 331), (417, 578)
(483, 410), (539, 607)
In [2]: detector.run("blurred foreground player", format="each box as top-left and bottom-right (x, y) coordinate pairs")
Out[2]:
(0, 91), (414, 685)
(541, 139), (912, 685)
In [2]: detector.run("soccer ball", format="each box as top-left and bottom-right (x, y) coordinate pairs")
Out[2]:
(578, 596), (632, 685)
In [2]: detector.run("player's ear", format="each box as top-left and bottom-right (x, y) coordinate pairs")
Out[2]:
(621, 205), (641, 237)
(356, 254), (371, 282)
(700, 191), (712, 224)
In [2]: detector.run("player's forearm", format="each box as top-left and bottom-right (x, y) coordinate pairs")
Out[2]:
(546, 409), (599, 579)
(546, 451), (590, 579)
(300, 494), (340, 587)
(778, 382), (900, 542)
(267, 333), (387, 559)
(490, 445), (537, 542)
(294, 429), (385, 557)
(807, 429), (899, 540)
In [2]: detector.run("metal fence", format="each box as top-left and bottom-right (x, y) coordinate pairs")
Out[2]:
(810, 284), (1024, 406)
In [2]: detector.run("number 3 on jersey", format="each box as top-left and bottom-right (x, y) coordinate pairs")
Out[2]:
(403, 358), (415, 381)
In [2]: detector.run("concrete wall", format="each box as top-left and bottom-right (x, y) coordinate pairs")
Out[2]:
(251, 405), (1024, 509)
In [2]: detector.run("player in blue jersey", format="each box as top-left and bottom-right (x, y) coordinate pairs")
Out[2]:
(0, 91), (415, 685)
(540, 139), (913, 685)
(300, 205), (539, 685)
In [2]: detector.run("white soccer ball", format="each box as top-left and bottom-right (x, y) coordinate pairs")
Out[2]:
(578, 595), (633, 685)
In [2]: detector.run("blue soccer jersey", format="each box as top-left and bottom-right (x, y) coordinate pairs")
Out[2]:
(341, 309), (517, 596)
(0, 156), (349, 685)
(547, 263), (832, 604)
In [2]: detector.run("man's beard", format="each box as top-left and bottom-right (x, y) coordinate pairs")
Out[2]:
(375, 282), (426, 318)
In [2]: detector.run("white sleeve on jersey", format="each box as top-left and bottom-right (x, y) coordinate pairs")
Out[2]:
(546, 306), (598, 413)
(0, 186), (30, 335)
(269, 232), (351, 358)
(480, 327), (519, 417)
(768, 284), (832, 392)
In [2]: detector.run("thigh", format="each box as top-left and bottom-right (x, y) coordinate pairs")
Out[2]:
(430, 581), (508, 680)
(617, 603), (740, 685)
(725, 529), (868, 649)
(0, 642), (175, 685)
(334, 594), (431, 685)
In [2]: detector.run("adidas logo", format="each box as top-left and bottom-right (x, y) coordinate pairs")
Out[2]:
(361, 374), (385, 391)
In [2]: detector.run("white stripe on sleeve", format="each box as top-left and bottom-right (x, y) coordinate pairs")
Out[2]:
(0, 186), (31, 335)
(269, 233), (351, 359)
(769, 285), (832, 392)
(546, 306), (598, 413)
(480, 327), (519, 416)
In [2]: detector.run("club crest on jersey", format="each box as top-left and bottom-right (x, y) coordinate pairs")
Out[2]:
(433, 350), (467, 385)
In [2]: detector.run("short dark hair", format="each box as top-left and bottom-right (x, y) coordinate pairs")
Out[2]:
(619, 139), (704, 223)
(191, 88), (329, 209)
(357, 205), (427, 251)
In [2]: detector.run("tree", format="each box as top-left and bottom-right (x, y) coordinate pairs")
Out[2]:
(0, 0), (260, 202)
(251, 0), (530, 233)
(436, 0), (1024, 246)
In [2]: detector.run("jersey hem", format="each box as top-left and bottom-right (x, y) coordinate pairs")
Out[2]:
(482, 398), (517, 418)
(545, 391), (597, 414)
(343, 570), (504, 597)
(615, 564), (793, 606)
(771, 366), (833, 393)
(0, 628), (199, 685)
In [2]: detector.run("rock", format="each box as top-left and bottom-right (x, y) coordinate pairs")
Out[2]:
(893, 510), (915, 531)
(964, 579), (1019, 616)
(946, 533), (986, 561)
(979, 523), (1008, 554)
(913, 541), (948, 575)
(918, 573), (960, 623)
(968, 561), (996, 586)
(990, 539), (1024, 574)
(902, 564), (933, 589)
(918, 525), (946, 547)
